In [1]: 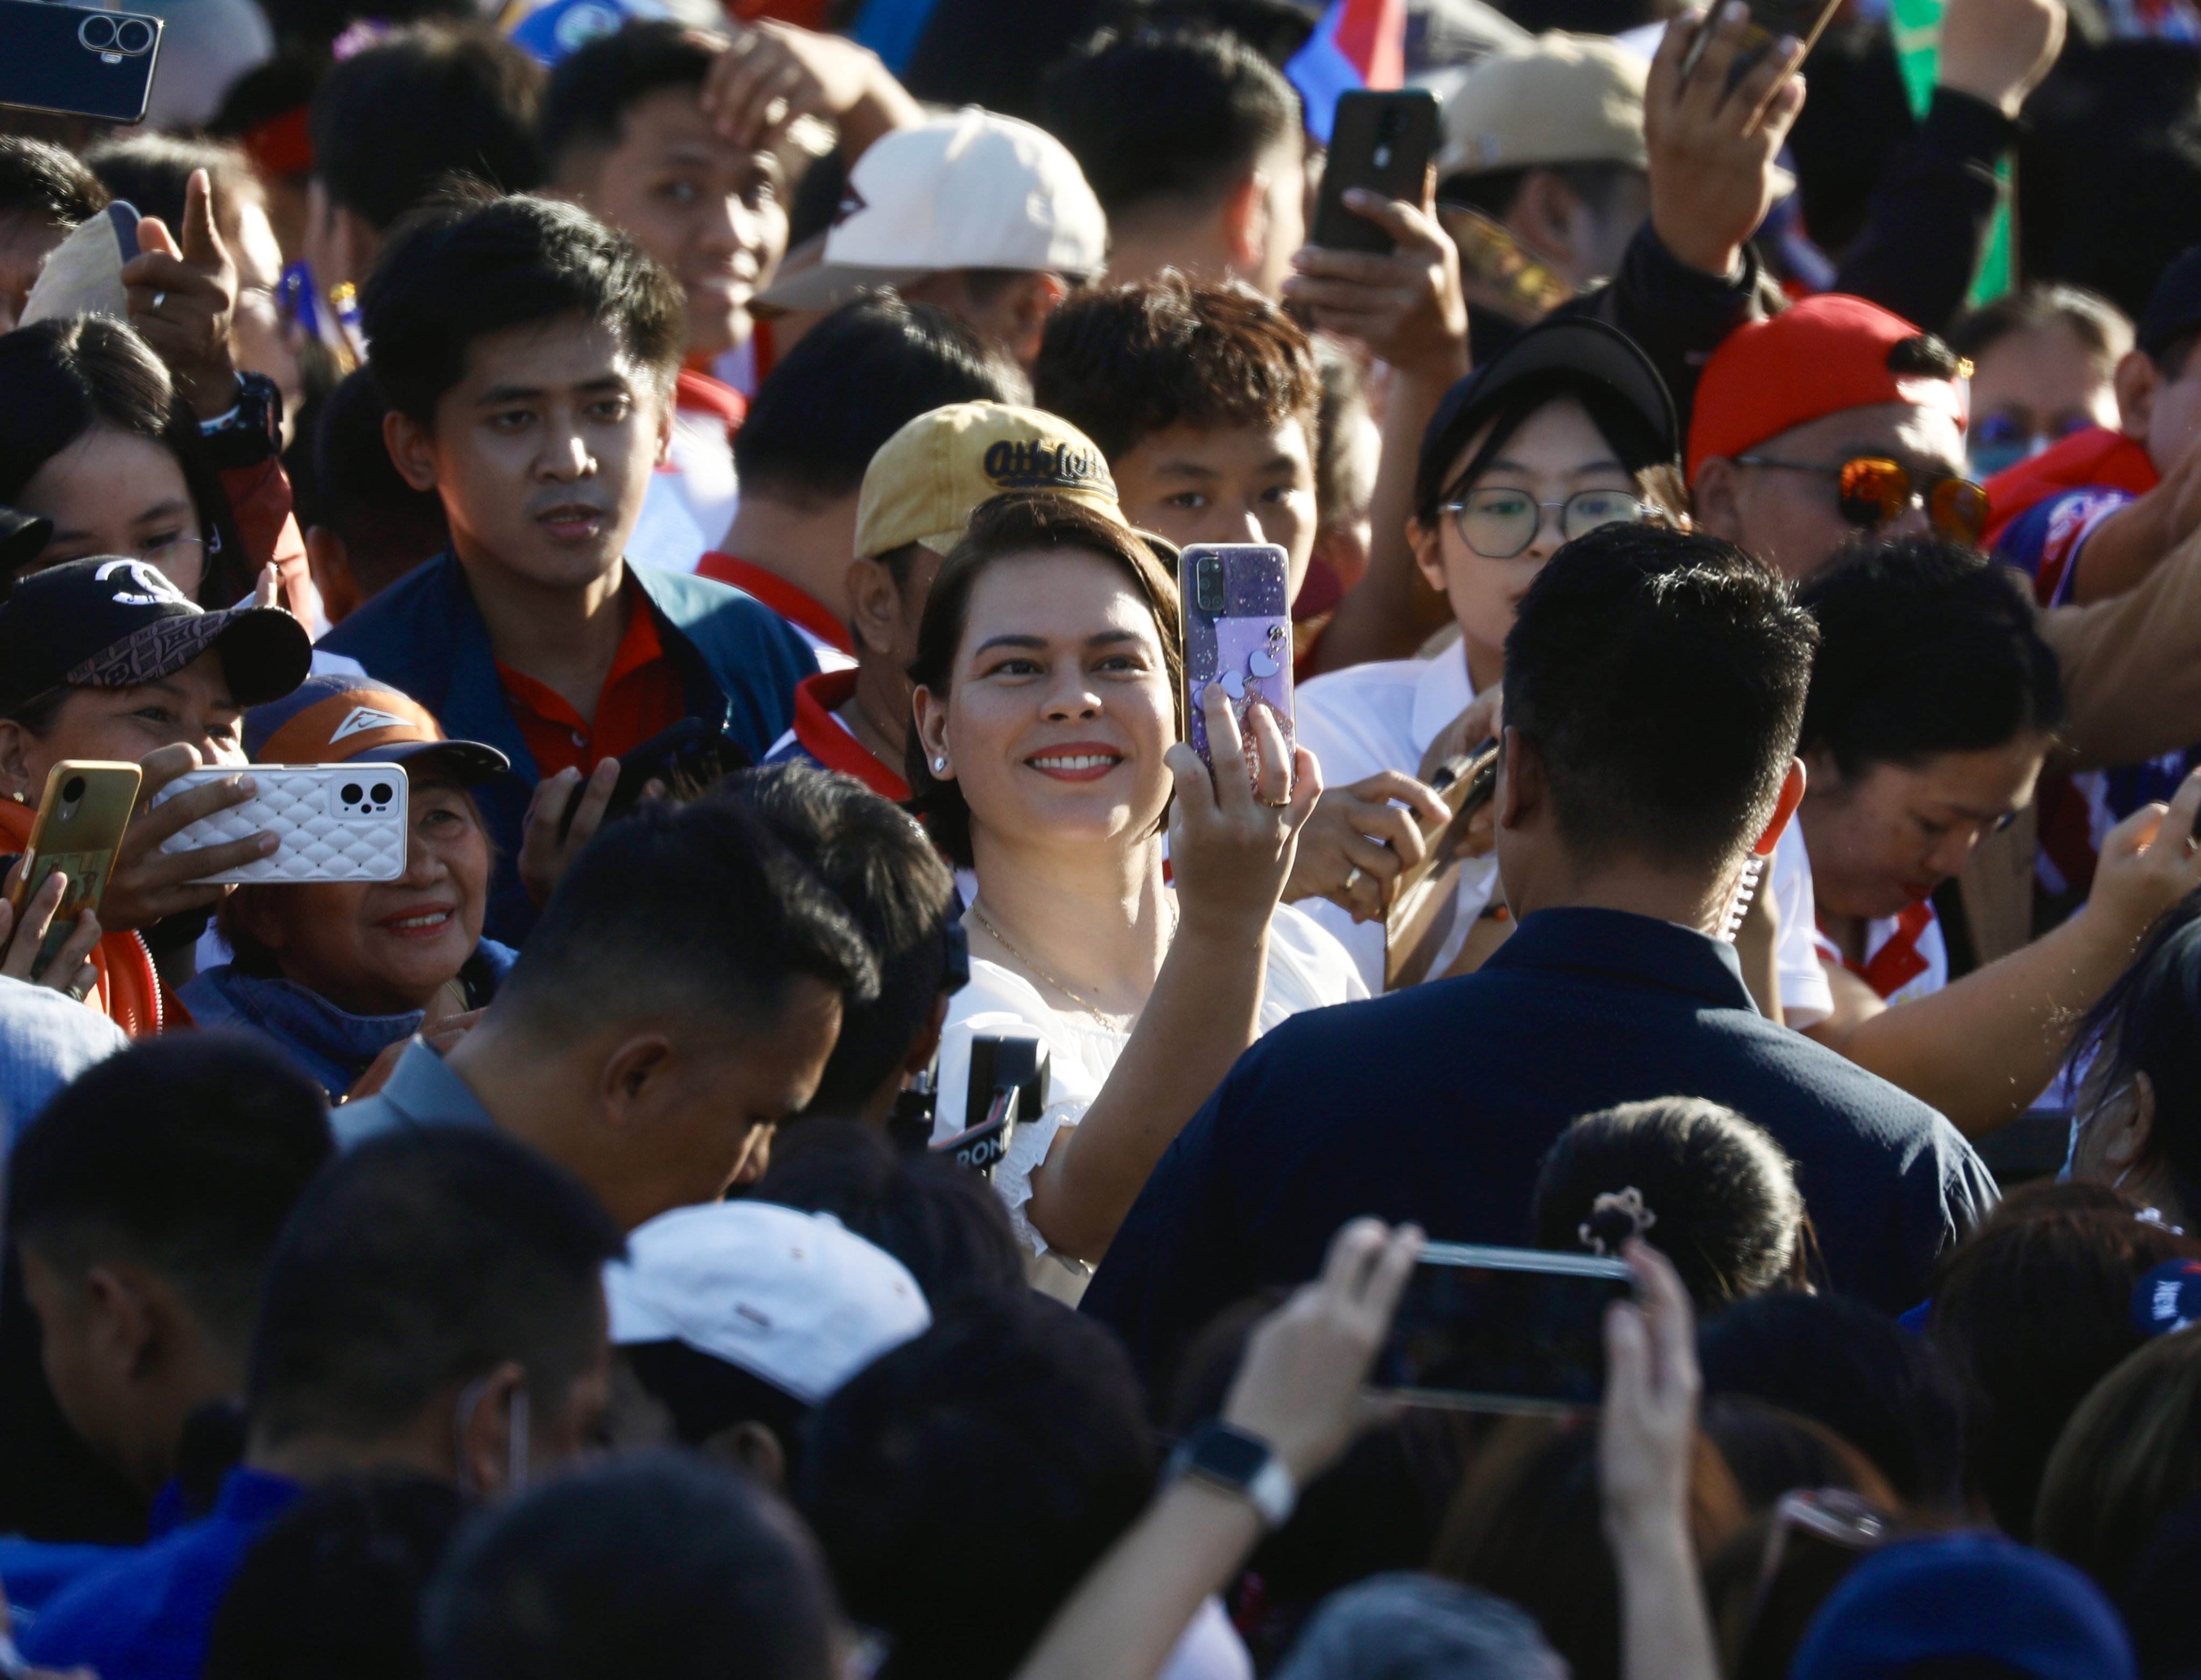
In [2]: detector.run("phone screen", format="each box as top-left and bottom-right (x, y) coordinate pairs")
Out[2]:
(1372, 1243), (1634, 1412)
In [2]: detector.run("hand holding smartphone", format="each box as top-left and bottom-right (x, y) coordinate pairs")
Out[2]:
(152, 765), (408, 884)
(1181, 543), (1296, 793)
(1313, 90), (1442, 253)
(3, 762), (140, 977)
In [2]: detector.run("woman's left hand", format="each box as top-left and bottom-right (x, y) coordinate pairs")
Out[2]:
(1166, 687), (1321, 940)
(123, 168), (241, 422)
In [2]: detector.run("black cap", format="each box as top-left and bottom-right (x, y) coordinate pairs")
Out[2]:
(1416, 317), (1679, 509)
(0, 557), (312, 718)
(0, 508), (52, 587)
(2139, 245), (2201, 361)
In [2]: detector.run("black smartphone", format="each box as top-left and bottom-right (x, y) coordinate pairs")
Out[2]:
(1313, 89), (1442, 254)
(1677, 0), (1841, 91)
(0, 0), (164, 124)
(554, 717), (750, 843)
(961, 1033), (1048, 1133)
(1372, 1242), (1635, 1413)
(931, 1087), (1017, 1180)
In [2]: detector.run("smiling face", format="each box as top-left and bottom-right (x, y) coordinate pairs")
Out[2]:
(0, 650), (244, 801)
(560, 84), (788, 360)
(1414, 396), (1644, 687)
(1800, 735), (2049, 920)
(389, 312), (671, 593)
(15, 423), (205, 597)
(1112, 418), (1318, 600)
(914, 547), (1177, 860)
(234, 771), (492, 1017)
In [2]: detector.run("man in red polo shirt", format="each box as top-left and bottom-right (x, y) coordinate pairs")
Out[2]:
(764, 403), (1123, 799)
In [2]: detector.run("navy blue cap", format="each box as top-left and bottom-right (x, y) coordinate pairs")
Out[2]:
(2139, 245), (2201, 360)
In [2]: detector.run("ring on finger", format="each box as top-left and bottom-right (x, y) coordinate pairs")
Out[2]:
(152, 290), (167, 311)
(1344, 865), (1365, 893)
(64, 976), (91, 1003)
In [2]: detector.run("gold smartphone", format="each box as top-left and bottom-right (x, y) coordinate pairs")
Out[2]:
(1439, 205), (1576, 326)
(5, 760), (141, 971)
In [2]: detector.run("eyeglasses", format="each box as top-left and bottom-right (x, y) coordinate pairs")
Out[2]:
(138, 535), (207, 575)
(1440, 487), (1650, 558)
(1736, 455), (1988, 545)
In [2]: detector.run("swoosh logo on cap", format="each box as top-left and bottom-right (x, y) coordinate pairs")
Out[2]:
(329, 705), (413, 743)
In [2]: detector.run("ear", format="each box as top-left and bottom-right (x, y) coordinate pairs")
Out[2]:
(1408, 514), (1447, 597)
(1507, 170), (1580, 268)
(1221, 169), (1266, 269)
(0, 717), (41, 802)
(729, 1121), (775, 1187)
(1690, 457), (1745, 543)
(1751, 758), (1807, 857)
(1496, 724), (1541, 832)
(2116, 347), (2162, 441)
(384, 408), (441, 496)
(453, 1361), (529, 1498)
(1003, 271), (1068, 366)
(701, 1419), (788, 1489)
(83, 1265), (159, 1379)
(903, 990), (950, 1077)
(2104, 1069), (2159, 1171)
(912, 685), (952, 778)
(598, 1032), (679, 1130)
(847, 556), (901, 659)
(653, 382), (675, 466)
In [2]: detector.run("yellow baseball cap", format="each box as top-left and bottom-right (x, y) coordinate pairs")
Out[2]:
(855, 402), (1133, 559)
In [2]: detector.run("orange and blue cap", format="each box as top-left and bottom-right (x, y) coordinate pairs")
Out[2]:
(244, 674), (508, 784)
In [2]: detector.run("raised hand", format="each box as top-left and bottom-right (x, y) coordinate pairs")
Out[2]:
(1285, 770), (1450, 921)
(1645, 5), (1809, 278)
(1937, 0), (2065, 119)
(123, 168), (241, 421)
(699, 19), (921, 154)
(1285, 184), (1470, 379)
(99, 744), (272, 932)
(1165, 688), (1321, 940)
(0, 863), (102, 999)
(517, 758), (620, 909)
(2087, 764), (2201, 943)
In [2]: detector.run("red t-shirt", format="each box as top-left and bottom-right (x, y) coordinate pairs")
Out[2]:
(495, 590), (689, 780)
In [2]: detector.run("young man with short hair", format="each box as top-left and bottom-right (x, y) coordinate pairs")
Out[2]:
(701, 294), (1022, 667)
(18, 1126), (626, 1680)
(1031, 274), (1320, 597)
(335, 798), (878, 1232)
(751, 108), (1105, 369)
(317, 192), (818, 938)
(1038, 27), (1303, 299)
(1086, 522), (1996, 1389)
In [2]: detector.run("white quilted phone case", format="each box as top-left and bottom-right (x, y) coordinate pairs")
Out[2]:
(152, 765), (408, 884)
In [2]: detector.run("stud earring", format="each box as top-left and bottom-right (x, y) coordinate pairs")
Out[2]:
(932, 757), (949, 774)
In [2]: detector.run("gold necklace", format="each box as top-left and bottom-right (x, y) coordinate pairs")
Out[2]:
(971, 903), (1148, 1032)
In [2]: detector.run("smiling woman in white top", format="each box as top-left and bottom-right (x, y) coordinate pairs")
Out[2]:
(908, 491), (1362, 1288)
(1293, 318), (1832, 1020)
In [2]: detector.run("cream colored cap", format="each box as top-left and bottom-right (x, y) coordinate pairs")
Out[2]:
(1435, 31), (1650, 180)
(855, 402), (1123, 559)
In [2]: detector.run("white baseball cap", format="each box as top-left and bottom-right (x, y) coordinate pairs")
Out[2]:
(755, 107), (1108, 316)
(604, 1202), (930, 1406)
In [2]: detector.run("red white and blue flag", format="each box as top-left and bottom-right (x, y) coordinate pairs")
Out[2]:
(1286, 0), (1407, 142)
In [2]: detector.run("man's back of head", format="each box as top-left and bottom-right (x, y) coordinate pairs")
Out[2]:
(1502, 522), (1817, 888)
(8, 1035), (333, 1492)
(247, 1126), (625, 1487)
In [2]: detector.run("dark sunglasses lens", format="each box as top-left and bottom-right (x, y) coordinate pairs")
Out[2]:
(1838, 458), (1909, 528)
(1931, 477), (1990, 544)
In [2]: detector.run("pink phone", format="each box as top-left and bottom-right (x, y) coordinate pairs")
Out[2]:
(1180, 543), (1295, 788)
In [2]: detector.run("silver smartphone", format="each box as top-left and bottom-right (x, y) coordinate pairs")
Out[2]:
(152, 764), (408, 884)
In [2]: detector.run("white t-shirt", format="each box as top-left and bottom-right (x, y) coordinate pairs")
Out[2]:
(1768, 821), (1836, 1028)
(1789, 824), (1948, 1007)
(931, 901), (1367, 1282)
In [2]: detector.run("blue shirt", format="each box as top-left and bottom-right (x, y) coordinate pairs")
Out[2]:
(18, 1466), (303, 1680)
(1083, 907), (1998, 1390)
(329, 1036), (499, 1150)
(0, 975), (127, 1145)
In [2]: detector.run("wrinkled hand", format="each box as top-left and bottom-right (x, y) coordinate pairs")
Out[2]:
(1646, 5), (1808, 278)
(101, 745), (271, 932)
(123, 168), (240, 421)
(700, 20), (897, 149)
(1285, 186), (1469, 377)
(518, 759), (619, 908)
(1598, 1239), (1700, 1542)
(1223, 1218), (1423, 1484)
(0, 863), (101, 997)
(1285, 771), (1450, 921)
(2087, 765), (2201, 941)
(1937, 0), (2064, 118)
(1166, 690), (1321, 941)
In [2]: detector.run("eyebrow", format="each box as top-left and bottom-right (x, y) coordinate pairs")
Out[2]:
(475, 375), (632, 406)
(49, 498), (195, 543)
(972, 629), (1145, 655)
(1484, 455), (1631, 477)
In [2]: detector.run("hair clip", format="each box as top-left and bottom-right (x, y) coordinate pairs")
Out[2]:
(1580, 1186), (1658, 1257)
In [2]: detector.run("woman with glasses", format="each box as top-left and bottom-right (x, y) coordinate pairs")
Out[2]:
(1294, 319), (1726, 992)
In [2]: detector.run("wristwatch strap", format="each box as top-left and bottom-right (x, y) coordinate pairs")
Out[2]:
(1167, 1419), (1297, 1529)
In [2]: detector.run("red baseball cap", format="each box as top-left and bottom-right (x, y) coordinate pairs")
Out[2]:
(1686, 295), (1969, 484)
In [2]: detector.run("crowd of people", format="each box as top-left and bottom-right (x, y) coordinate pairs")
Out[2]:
(6, 0), (2201, 1671)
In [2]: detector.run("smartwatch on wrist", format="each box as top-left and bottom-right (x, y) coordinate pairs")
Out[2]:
(1166, 1419), (1296, 1528)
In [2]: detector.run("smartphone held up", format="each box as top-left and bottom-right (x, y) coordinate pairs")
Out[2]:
(0, 0), (164, 124)
(1180, 543), (1296, 795)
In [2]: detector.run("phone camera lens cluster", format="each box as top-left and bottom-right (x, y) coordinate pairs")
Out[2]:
(370, 782), (394, 805)
(78, 15), (155, 54)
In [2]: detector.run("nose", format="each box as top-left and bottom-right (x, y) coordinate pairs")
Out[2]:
(1884, 502), (1932, 541)
(701, 190), (744, 259)
(400, 827), (446, 886)
(1523, 505), (1568, 563)
(537, 419), (594, 483)
(1041, 667), (1103, 721)
(1224, 504), (1263, 545)
(1927, 825), (1984, 882)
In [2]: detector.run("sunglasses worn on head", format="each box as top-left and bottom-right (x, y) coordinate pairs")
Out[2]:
(1736, 455), (1988, 545)
(1441, 487), (1649, 558)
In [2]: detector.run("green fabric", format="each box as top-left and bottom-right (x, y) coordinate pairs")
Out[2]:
(1889, 0), (2012, 305)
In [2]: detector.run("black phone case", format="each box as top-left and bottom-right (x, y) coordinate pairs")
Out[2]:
(0, 0), (164, 124)
(1313, 89), (1442, 254)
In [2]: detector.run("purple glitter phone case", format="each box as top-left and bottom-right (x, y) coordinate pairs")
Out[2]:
(1181, 543), (1294, 785)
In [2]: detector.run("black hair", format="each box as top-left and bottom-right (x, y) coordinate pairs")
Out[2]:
(2073, 892), (2201, 1219)
(751, 1119), (1026, 1303)
(1038, 27), (1299, 220)
(801, 1291), (1154, 1680)
(724, 765), (957, 1118)
(362, 189), (683, 427)
(1698, 1291), (1965, 1509)
(246, 1127), (626, 1448)
(733, 295), (1023, 506)
(618, 1339), (811, 1461)
(1926, 1181), (2201, 1540)
(310, 367), (448, 597)
(1031, 274), (1319, 463)
(1503, 522), (1817, 873)
(541, 20), (716, 176)
(1531, 1097), (1808, 1310)
(83, 134), (265, 233)
(423, 1453), (836, 1680)
(8, 1035), (333, 1354)
(1946, 282), (2134, 371)
(0, 315), (253, 606)
(1413, 369), (1679, 529)
(500, 796), (877, 1036)
(203, 1473), (465, 1680)
(207, 50), (326, 168)
(0, 134), (109, 226)
(905, 492), (1185, 868)
(310, 23), (545, 232)
(1796, 540), (2066, 781)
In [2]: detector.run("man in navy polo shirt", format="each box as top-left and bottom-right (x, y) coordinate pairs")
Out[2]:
(1084, 522), (1996, 1392)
